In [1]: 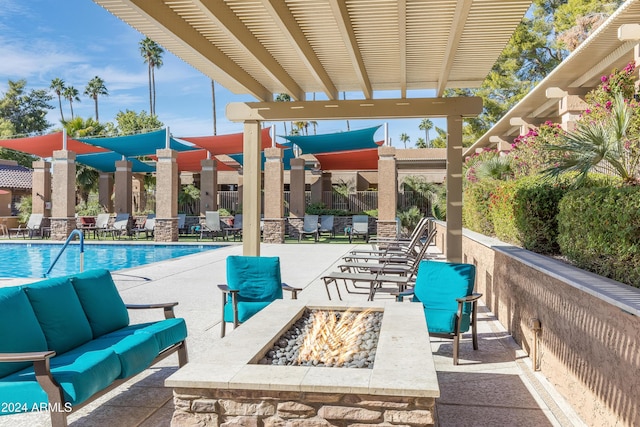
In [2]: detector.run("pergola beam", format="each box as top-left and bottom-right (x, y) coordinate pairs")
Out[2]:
(436, 0), (473, 97)
(328, 0), (372, 99)
(398, 0), (407, 98)
(227, 97), (483, 122)
(193, 0), (305, 101)
(128, 0), (271, 101)
(261, 0), (338, 100)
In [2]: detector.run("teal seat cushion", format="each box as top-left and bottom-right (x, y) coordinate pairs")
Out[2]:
(0, 287), (48, 378)
(23, 277), (93, 354)
(413, 260), (476, 334)
(226, 256), (283, 301)
(102, 319), (187, 352)
(223, 300), (272, 323)
(88, 333), (159, 379)
(71, 269), (130, 338)
(0, 346), (121, 410)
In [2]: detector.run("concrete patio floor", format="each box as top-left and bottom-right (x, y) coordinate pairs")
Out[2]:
(1, 242), (586, 426)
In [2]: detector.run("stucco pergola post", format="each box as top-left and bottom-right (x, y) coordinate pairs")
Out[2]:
(322, 172), (332, 208)
(99, 173), (114, 212)
(559, 94), (589, 132)
(132, 174), (147, 213)
(200, 158), (218, 214)
(377, 146), (397, 239)
(32, 160), (51, 218)
(263, 147), (285, 243)
(154, 149), (179, 242)
(446, 116), (463, 263)
(242, 120), (262, 255)
(114, 160), (132, 215)
(310, 173), (323, 205)
(288, 157), (306, 240)
(50, 150), (76, 240)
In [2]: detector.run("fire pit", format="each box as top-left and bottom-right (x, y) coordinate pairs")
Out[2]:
(166, 300), (439, 426)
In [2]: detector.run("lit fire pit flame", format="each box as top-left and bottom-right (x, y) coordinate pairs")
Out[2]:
(297, 309), (374, 366)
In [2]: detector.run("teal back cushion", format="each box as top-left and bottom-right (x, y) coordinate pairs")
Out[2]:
(0, 287), (48, 377)
(24, 277), (93, 354)
(414, 260), (476, 332)
(226, 256), (283, 302)
(71, 269), (129, 338)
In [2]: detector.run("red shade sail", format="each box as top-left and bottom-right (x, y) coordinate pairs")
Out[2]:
(314, 147), (380, 170)
(173, 150), (238, 172)
(180, 128), (272, 154)
(0, 132), (107, 158)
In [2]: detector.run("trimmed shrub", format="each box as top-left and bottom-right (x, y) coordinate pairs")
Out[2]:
(558, 187), (640, 287)
(463, 179), (500, 236)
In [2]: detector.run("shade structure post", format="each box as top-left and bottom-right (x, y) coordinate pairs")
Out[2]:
(200, 158), (218, 214)
(263, 147), (285, 243)
(155, 148), (179, 242)
(31, 160), (51, 218)
(99, 173), (114, 213)
(114, 159), (133, 215)
(377, 146), (397, 239)
(50, 150), (76, 240)
(242, 120), (262, 256)
(446, 115), (464, 263)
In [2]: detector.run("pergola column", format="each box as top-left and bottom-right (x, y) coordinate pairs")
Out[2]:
(310, 173), (323, 205)
(263, 147), (285, 243)
(377, 146), (397, 239)
(155, 149), (179, 242)
(559, 95), (588, 132)
(32, 160), (51, 218)
(50, 150), (76, 240)
(242, 121), (262, 255)
(289, 158), (306, 218)
(200, 158), (218, 214)
(132, 174), (147, 213)
(99, 173), (114, 212)
(114, 160), (132, 215)
(322, 172), (332, 208)
(446, 116), (463, 263)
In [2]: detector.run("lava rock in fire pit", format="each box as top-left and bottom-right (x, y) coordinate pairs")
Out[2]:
(257, 309), (383, 368)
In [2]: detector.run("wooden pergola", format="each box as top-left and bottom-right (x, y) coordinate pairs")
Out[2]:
(91, 0), (533, 261)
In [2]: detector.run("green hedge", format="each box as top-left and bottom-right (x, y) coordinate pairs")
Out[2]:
(558, 187), (640, 287)
(463, 180), (500, 236)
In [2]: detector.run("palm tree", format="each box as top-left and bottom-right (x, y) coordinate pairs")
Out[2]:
(211, 80), (217, 135)
(415, 137), (427, 148)
(64, 118), (105, 203)
(544, 93), (640, 186)
(343, 92), (350, 131)
(419, 118), (433, 148)
(139, 37), (164, 115)
(309, 120), (318, 135)
(50, 78), (66, 122)
(275, 93), (291, 135)
(84, 76), (108, 122)
(62, 86), (80, 120)
(399, 133), (410, 149)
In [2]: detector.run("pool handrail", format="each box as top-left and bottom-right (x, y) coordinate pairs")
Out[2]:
(45, 229), (84, 277)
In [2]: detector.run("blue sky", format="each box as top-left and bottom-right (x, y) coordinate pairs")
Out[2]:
(0, 0), (445, 147)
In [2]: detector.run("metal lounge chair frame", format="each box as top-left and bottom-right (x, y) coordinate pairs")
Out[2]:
(298, 214), (320, 242)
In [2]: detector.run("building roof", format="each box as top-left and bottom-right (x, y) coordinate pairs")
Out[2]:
(0, 162), (32, 190)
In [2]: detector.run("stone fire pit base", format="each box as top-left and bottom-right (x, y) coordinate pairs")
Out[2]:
(172, 388), (435, 426)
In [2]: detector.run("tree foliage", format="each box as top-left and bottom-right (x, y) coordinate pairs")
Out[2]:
(113, 110), (163, 135)
(0, 79), (53, 135)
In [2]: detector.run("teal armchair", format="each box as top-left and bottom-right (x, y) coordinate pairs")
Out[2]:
(218, 256), (301, 337)
(397, 260), (481, 365)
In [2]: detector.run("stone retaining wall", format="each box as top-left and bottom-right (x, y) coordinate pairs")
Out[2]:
(434, 221), (640, 427)
(172, 388), (435, 427)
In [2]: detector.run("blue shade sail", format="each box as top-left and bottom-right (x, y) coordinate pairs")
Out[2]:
(76, 152), (155, 173)
(228, 148), (296, 170)
(280, 125), (382, 154)
(75, 129), (197, 157)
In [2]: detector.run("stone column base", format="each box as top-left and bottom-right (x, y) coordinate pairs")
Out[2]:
(155, 218), (178, 242)
(286, 217), (303, 239)
(262, 218), (285, 243)
(376, 220), (398, 240)
(50, 218), (76, 240)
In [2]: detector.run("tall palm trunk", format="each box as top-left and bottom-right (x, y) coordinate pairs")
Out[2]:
(94, 96), (99, 122)
(58, 95), (65, 122)
(212, 80), (217, 135)
(148, 62), (153, 115)
(151, 67), (156, 115)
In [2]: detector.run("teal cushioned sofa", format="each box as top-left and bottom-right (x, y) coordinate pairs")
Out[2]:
(0, 269), (188, 427)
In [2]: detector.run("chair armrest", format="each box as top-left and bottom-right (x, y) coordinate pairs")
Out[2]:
(126, 302), (179, 319)
(282, 283), (302, 300)
(456, 293), (483, 303)
(217, 284), (239, 295)
(392, 288), (415, 302)
(0, 351), (56, 363)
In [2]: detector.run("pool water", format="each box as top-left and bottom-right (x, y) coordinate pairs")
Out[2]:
(0, 243), (222, 278)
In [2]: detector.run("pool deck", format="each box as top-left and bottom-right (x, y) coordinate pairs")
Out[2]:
(1, 243), (586, 427)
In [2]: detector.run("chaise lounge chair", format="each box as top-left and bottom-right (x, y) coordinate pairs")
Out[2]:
(199, 211), (225, 241)
(9, 213), (44, 239)
(348, 215), (369, 243)
(298, 214), (320, 242)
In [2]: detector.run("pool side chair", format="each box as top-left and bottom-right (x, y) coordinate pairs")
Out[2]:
(225, 214), (243, 241)
(319, 215), (335, 239)
(177, 213), (187, 235)
(104, 213), (130, 240)
(217, 256), (301, 337)
(298, 214), (320, 242)
(9, 213), (44, 239)
(396, 260), (481, 365)
(349, 215), (369, 243)
(346, 217), (431, 259)
(132, 215), (155, 239)
(199, 211), (225, 241)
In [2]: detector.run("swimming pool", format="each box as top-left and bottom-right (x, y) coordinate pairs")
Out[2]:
(0, 243), (223, 278)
